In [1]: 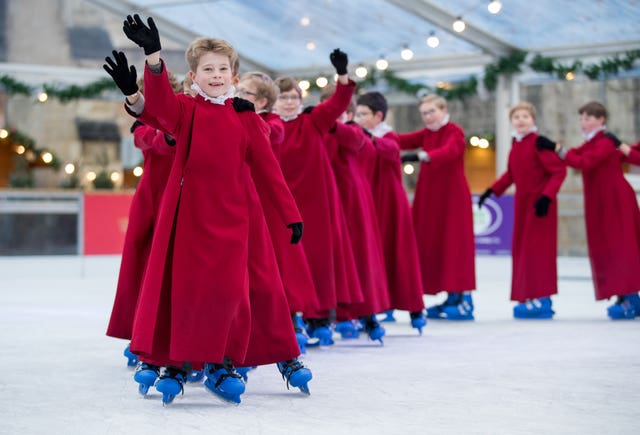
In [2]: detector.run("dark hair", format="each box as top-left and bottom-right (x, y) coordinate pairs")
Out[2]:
(578, 101), (607, 120)
(356, 92), (388, 120)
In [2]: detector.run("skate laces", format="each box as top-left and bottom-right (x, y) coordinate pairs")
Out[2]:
(158, 367), (186, 396)
(278, 359), (305, 390)
(209, 359), (242, 388)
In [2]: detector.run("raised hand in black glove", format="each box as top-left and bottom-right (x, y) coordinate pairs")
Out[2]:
(123, 14), (161, 55)
(534, 195), (551, 217)
(604, 132), (621, 148)
(478, 188), (493, 209)
(535, 135), (557, 152)
(287, 222), (303, 244)
(401, 152), (420, 163)
(103, 50), (138, 96)
(330, 48), (348, 75)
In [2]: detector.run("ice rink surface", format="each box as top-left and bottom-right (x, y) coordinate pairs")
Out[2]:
(0, 255), (638, 435)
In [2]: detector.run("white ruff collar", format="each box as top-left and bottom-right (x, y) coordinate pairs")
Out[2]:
(190, 83), (235, 105)
(583, 125), (605, 141)
(427, 114), (450, 132)
(511, 125), (538, 141)
(279, 114), (298, 122)
(369, 121), (393, 138)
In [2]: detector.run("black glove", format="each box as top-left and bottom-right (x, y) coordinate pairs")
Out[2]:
(604, 132), (621, 148)
(232, 97), (255, 113)
(534, 195), (551, 217)
(123, 14), (161, 55)
(163, 133), (176, 146)
(535, 135), (557, 151)
(330, 48), (348, 75)
(287, 222), (303, 244)
(130, 120), (144, 133)
(302, 105), (315, 114)
(478, 188), (493, 209)
(103, 50), (138, 96)
(401, 152), (420, 163)
(360, 126), (372, 138)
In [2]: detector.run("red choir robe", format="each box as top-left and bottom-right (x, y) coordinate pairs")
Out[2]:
(564, 131), (640, 299)
(368, 133), (425, 312)
(129, 61), (301, 366)
(258, 112), (318, 314)
(490, 132), (566, 302)
(396, 122), (476, 294)
(623, 141), (640, 165)
(279, 80), (364, 318)
(106, 125), (174, 340)
(325, 122), (390, 318)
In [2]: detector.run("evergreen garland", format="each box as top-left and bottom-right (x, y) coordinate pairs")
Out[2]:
(0, 75), (117, 102)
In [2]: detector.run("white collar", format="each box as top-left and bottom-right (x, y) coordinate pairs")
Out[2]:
(511, 125), (538, 141)
(427, 114), (450, 132)
(583, 125), (606, 141)
(369, 121), (393, 138)
(279, 114), (298, 122)
(190, 83), (235, 105)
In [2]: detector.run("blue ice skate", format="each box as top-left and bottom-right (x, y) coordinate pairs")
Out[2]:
(362, 316), (385, 344)
(204, 360), (246, 404)
(133, 362), (160, 396)
(442, 293), (475, 321)
(124, 344), (138, 367)
(154, 367), (187, 405)
(513, 297), (554, 319)
(410, 311), (427, 334)
(335, 320), (360, 339)
(293, 314), (310, 354)
(380, 310), (397, 322)
(277, 358), (312, 395)
(187, 369), (204, 383)
(236, 366), (257, 382)
(607, 294), (638, 320)
(425, 293), (459, 319)
(306, 319), (334, 346)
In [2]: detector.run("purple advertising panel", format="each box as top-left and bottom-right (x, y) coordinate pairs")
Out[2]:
(473, 194), (514, 255)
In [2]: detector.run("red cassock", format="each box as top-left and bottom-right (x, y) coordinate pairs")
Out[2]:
(278, 81), (364, 318)
(106, 125), (174, 340)
(623, 141), (640, 165)
(257, 112), (318, 314)
(325, 122), (390, 318)
(564, 131), (640, 300)
(129, 62), (301, 366)
(395, 123), (476, 295)
(368, 134), (425, 312)
(490, 132), (566, 302)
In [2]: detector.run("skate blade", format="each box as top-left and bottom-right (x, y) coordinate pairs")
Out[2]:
(297, 383), (311, 395)
(204, 383), (242, 405)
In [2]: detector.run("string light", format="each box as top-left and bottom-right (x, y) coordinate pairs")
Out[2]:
(355, 65), (368, 78)
(298, 80), (311, 91)
(133, 166), (143, 177)
(41, 151), (53, 163)
(64, 163), (75, 175)
(488, 1), (502, 14)
(86, 171), (96, 182)
(0, 128), (8, 139)
(469, 136), (480, 146)
(306, 41), (316, 51)
(16, 145), (25, 154)
(403, 164), (415, 175)
(300, 16), (310, 26)
(478, 138), (490, 148)
(565, 71), (576, 81)
(375, 56), (389, 70)
(426, 31), (440, 48)
(110, 171), (120, 183)
(400, 45), (414, 61)
(452, 17), (466, 33)
(37, 91), (48, 103)
(316, 76), (329, 88)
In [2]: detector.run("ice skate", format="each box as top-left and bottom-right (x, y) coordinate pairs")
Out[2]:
(410, 310), (427, 334)
(154, 366), (187, 405)
(442, 293), (475, 321)
(306, 318), (334, 346)
(607, 295), (638, 320)
(335, 320), (360, 339)
(204, 359), (246, 404)
(277, 358), (312, 395)
(380, 310), (396, 322)
(124, 344), (138, 367)
(187, 369), (204, 383)
(425, 293), (459, 319)
(361, 315), (385, 344)
(513, 297), (554, 319)
(236, 366), (257, 382)
(133, 362), (160, 396)
(292, 314), (310, 354)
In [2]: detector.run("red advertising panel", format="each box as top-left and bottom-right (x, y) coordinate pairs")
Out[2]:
(83, 193), (133, 255)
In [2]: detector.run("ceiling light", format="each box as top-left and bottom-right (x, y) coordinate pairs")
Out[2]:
(452, 17), (466, 33)
(400, 45), (414, 61)
(316, 76), (328, 88)
(298, 80), (310, 91)
(426, 32), (439, 48)
(300, 16), (310, 26)
(488, 1), (502, 14)
(355, 65), (368, 78)
(306, 41), (316, 50)
(376, 56), (389, 70)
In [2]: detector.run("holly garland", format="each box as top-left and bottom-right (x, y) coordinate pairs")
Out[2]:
(0, 75), (117, 102)
(0, 127), (60, 169)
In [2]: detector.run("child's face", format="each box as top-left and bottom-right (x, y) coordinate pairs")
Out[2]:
(510, 109), (535, 135)
(419, 101), (447, 130)
(274, 89), (301, 117)
(579, 113), (605, 135)
(189, 52), (233, 98)
(354, 105), (381, 130)
(236, 80), (267, 111)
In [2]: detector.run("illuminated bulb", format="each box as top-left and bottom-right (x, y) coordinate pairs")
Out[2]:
(427, 32), (439, 48)
(453, 17), (466, 33)
(355, 65), (368, 78)
(0, 128), (8, 139)
(300, 16), (310, 26)
(16, 145), (26, 154)
(110, 171), (120, 182)
(306, 41), (316, 51)
(488, 1), (502, 14)
(133, 166), (143, 177)
(479, 138), (490, 149)
(41, 152), (53, 163)
(565, 71), (575, 81)
(298, 80), (310, 91)
(400, 46), (414, 61)
(316, 76), (328, 88)
(64, 163), (75, 174)
(403, 164), (415, 175)
(86, 171), (97, 181)
(375, 58), (389, 70)
(37, 92), (48, 103)
(470, 136), (481, 146)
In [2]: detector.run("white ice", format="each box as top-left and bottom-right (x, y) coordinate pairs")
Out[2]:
(0, 255), (638, 435)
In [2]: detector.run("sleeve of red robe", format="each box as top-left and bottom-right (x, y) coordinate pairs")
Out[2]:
(426, 126), (466, 165)
(564, 137), (618, 170)
(308, 79), (357, 133)
(334, 123), (366, 153)
(623, 141), (640, 166)
(537, 149), (567, 198)
(395, 130), (423, 150)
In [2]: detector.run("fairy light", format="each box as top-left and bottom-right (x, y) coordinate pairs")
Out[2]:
(452, 17), (466, 33)
(488, 1), (502, 14)
(16, 145), (25, 154)
(64, 163), (75, 175)
(298, 80), (310, 91)
(355, 65), (368, 78)
(400, 46), (414, 61)
(110, 171), (120, 182)
(306, 41), (316, 51)
(403, 164), (415, 175)
(133, 166), (143, 177)
(470, 136), (481, 146)
(478, 138), (490, 149)
(565, 71), (576, 81)
(0, 129), (8, 139)
(86, 171), (97, 181)
(300, 16), (310, 26)
(375, 57), (389, 70)
(41, 151), (53, 163)
(427, 32), (440, 48)
(37, 92), (48, 103)
(316, 76), (329, 88)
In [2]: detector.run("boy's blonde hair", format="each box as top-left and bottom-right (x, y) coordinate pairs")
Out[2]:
(579, 101), (607, 120)
(420, 94), (447, 110)
(137, 70), (181, 94)
(239, 71), (279, 111)
(185, 37), (239, 76)
(509, 101), (536, 120)
(274, 77), (302, 97)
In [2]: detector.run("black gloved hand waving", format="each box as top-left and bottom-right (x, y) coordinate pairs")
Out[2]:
(478, 188), (493, 209)
(287, 222), (303, 244)
(401, 153), (420, 163)
(535, 135), (557, 152)
(123, 14), (161, 55)
(604, 132), (622, 148)
(330, 49), (348, 75)
(534, 195), (551, 217)
(103, 50), (138, 96)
